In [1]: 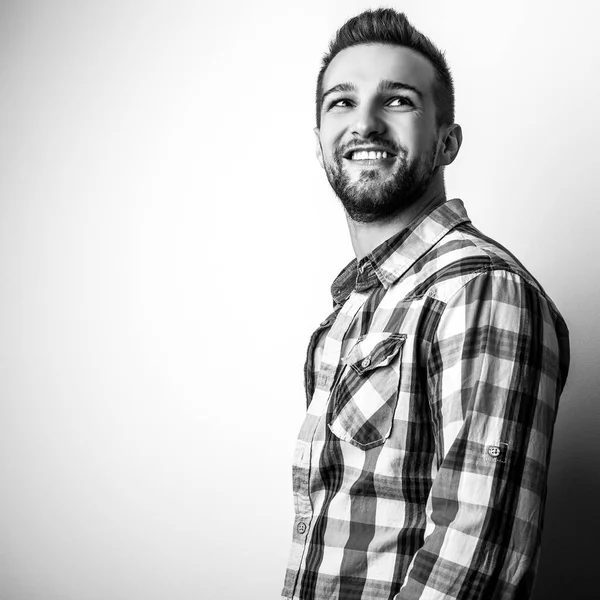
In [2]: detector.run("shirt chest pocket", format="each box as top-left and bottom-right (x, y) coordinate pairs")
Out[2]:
(328, 332), (406, 450)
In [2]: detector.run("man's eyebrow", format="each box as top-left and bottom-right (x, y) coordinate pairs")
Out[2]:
(321, 82), (356, 104)
(378, 79), (424, 100)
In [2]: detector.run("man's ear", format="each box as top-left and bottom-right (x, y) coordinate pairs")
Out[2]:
(437, 123), (463, 167)
(314, 127), (325, 169)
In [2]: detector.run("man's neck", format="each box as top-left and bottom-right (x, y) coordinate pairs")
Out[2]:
(346, 176), (447, 261)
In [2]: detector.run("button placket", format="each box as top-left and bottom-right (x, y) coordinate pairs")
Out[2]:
(289, 290), (369, 597)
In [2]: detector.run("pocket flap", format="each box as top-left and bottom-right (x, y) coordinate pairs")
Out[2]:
(344, 333), (406, 376)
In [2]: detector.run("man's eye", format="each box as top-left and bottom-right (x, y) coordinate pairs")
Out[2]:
(329, 98), (353, 109)
(388, 96), (413, 107)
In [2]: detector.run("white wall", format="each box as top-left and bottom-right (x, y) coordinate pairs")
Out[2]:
(0, 1), (598, 599)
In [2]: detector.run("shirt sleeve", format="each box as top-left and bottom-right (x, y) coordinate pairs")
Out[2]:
(395, 269), (569, 600)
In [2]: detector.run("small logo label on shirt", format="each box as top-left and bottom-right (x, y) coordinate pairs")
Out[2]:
(486, 442), (508, 463)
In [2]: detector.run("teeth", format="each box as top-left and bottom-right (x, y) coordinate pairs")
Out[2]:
(351, 150), (390, 161)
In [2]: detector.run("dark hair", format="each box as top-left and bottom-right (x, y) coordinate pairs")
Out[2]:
(316, 8), (455, 128)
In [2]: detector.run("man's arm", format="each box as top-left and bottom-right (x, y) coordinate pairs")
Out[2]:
(395, 269), (569, 600)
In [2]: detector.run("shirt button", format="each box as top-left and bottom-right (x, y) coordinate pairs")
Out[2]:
(361, 357), (371, 368)
(296, 522), (307, 534)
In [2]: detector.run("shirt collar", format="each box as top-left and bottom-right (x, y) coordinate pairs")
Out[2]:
(330, 198), (471, 305)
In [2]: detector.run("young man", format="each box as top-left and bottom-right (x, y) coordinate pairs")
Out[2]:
(282, 8), (570, 600)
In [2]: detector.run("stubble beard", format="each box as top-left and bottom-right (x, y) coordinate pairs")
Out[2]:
(323, 142), (438, 223)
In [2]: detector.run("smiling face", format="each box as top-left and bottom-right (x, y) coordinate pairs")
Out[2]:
(315, 43), (444, 222)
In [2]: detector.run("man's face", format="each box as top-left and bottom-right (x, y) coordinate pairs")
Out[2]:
(315, 44), (442, 222)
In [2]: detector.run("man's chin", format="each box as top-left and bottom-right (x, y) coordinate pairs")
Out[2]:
(339, 181), (427, 222)
(341, 177), (397, 200)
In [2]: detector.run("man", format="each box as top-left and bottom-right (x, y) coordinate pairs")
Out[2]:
(282, 8), (570, 600)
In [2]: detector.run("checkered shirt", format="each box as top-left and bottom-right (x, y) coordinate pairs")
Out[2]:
(282, 199), (570, 600)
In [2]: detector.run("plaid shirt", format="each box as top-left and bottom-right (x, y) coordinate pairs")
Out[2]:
(282, 199), (570, 600)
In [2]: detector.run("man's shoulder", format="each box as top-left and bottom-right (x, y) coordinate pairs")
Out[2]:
(408, 221), (549, 305)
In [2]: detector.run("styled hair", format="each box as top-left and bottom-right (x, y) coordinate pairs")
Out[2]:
(316, 8), (455, 128)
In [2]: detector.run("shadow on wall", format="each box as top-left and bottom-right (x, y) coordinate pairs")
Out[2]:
(533, 390), (599, 599)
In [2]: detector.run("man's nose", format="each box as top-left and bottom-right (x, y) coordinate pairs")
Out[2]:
(352, 104), (386, 138)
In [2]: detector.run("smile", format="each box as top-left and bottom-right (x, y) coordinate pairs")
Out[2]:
(342, 146), (398, 162)
(350, 150), (390, 160)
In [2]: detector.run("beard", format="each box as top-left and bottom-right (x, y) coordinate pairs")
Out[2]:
(323, 139), (439, 223)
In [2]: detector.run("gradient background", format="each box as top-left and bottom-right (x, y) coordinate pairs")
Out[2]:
(1, 1), (598, 599)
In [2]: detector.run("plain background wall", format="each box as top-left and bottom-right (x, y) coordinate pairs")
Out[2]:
(1, 1), (598, 598)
